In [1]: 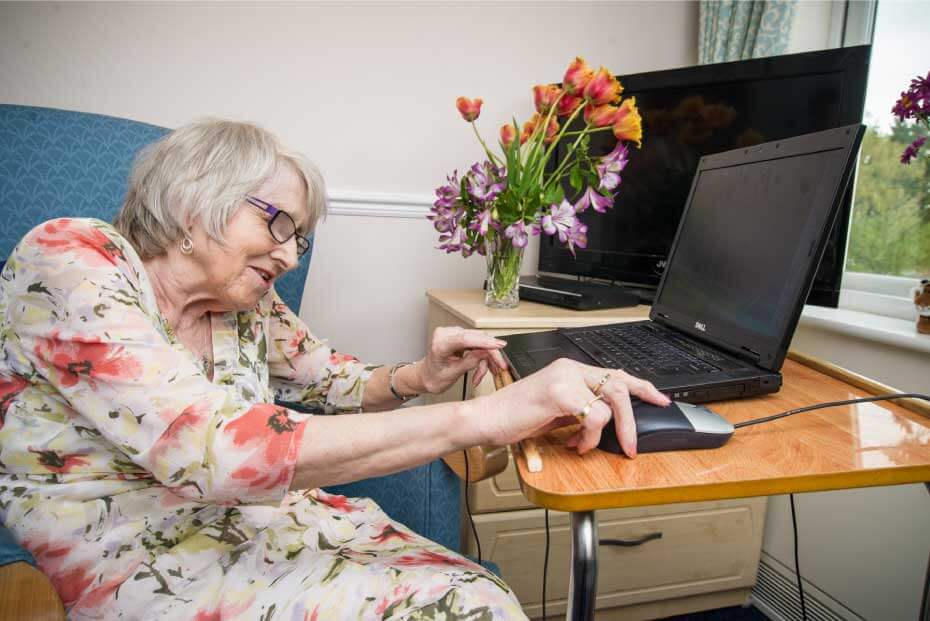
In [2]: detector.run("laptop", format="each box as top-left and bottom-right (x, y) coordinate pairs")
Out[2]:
(502, 124), (865, 403)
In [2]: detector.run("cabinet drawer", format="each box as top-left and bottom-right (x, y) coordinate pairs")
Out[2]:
(465, 498), (766, 618)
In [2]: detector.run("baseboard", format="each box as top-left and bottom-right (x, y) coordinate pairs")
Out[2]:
(750, 553), (864, 621)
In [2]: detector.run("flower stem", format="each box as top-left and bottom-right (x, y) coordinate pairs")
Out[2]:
(472, 122), (503, 167)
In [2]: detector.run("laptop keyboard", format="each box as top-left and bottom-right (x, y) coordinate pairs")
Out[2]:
(562, 323), (736, 376)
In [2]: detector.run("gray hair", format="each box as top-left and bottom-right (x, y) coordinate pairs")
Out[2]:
(114, 118), (327, 259)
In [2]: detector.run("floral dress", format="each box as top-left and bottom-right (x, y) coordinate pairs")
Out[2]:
(0, 219), (525, 620)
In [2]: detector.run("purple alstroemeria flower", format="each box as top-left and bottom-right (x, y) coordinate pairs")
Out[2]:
(466, 161), (506, 203)
(504, 221), (529, 248)
(469, 208), (494, 236)
(901, 136), (927, 164)
(596, 141), (629, 191)
(565, 221), (588, 257)
(438, 224), (467, 254)
(575, 186), (614, 214)
(427, 205), (462, 234)
(532, 200), (577, 243)
(433, 171), (460, 209)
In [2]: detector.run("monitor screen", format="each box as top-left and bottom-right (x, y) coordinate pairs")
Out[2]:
(539, 45), (870, 307)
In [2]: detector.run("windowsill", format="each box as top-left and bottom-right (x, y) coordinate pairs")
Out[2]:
(799, 305), (930, 354)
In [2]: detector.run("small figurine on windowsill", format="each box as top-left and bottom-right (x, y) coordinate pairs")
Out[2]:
(914, 279), (930, 335)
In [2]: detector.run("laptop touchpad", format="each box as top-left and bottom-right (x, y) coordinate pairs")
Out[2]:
(529, 348), (563, 368)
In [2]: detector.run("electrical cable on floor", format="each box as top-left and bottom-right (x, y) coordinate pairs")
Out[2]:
(462, 377), (481, 566)
(733, 393), (930, 429)
(463, 450), (481, 566)
(542, 509), (550, 621)
(790, 494), (808, 621)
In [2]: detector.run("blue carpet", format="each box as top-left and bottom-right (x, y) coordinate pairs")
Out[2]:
(660, 605), (768, 620)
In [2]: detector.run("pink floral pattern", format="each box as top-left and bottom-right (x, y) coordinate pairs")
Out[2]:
(0, 218), (524, 619)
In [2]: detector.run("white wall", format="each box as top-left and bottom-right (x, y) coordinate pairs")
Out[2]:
(0, 0), (698, 363)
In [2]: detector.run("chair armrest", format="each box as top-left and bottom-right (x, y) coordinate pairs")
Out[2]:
(0, 561), (65, 621)
(441, 368), (517, 483)
(442, 445), (510, 482)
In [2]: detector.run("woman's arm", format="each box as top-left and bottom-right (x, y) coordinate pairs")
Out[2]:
(267, 295), (506, 412)
(292, 357), (670, 490)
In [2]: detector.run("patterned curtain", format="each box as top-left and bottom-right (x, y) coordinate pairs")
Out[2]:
(698, 0), (797, 64)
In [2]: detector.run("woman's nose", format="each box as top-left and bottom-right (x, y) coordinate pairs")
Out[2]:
(270, 237), (299, 271)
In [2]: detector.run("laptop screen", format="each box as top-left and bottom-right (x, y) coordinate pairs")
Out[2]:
(651, 125), (862, 370)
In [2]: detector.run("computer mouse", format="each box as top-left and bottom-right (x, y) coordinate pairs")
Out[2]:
(597, 400), (734, 455)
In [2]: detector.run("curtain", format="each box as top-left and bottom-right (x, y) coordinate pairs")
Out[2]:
(698, 0), (798, 64)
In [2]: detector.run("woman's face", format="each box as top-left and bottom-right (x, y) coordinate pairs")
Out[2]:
(190, 164), (309, 312)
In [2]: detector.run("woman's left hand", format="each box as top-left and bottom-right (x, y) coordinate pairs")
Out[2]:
(416, 327), (508, 394)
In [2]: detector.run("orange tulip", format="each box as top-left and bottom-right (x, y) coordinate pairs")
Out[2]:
(556, 93), (582, 116)
(533, 84), (562, 114)
(563, 57), (594, 96)
(612, 97), (642, 147)
(583, 67), (623, 105)
(500, 123), (517, 148)
(583, 103), (619, 127)
(528, 113), (559, 144)
(456, 96), (483, 122)
(521, 118), (536, 145)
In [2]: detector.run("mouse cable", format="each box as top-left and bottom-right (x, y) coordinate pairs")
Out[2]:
(790, 493), (808, 621)
(732, 393), (930, 429)
(461, 379), (482, 566)
(542, 509), (550, 621)
(462, 450), (482, 566)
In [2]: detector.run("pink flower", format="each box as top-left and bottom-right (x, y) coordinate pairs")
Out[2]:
(583, 103), (619, 127)
(556, 93), (583, 116)
(456, 96), (483, 122)
(533, 84), (562, 114)
(533, 200), (578, 243)
(583, 68), (623, 106)
(504, 221), (529, 248)
(575, 187), (613, 214)
(901, 136), (927, 164)
(500, 123), (517, 149)
(563, 57), (594, 96)
(596, 141), (629, 191)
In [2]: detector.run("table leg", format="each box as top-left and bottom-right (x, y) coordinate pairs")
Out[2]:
(921, 483), (930, 621)
(566, 511), (598, 621)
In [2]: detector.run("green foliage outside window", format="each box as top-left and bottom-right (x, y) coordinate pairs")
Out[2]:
(846, 125), (930, 277)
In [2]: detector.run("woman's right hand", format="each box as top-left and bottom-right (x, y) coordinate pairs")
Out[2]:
(472, 358), (670, 458)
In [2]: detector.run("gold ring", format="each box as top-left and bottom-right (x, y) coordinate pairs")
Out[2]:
(576, 394), (604, 421)
(592, 372), (611, 395)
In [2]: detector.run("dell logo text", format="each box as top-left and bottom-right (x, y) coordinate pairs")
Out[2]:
(694, 321), (706, 332)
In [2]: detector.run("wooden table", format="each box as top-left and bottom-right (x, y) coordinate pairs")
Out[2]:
(510, 354), (930, 620)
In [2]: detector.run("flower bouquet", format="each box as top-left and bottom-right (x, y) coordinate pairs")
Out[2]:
(893, 69), (930, 164)
(428, 57), (643, 308)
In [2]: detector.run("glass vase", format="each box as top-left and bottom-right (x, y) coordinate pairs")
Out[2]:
(484, 237), (525, 309)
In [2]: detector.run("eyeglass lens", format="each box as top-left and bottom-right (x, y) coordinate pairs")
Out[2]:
(269, 212), (309, 256)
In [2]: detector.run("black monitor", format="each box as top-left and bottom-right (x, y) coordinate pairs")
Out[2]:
(540, 45), (870, 307)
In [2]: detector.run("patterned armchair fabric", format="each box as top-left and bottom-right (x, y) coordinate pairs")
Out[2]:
(0, 104), (462, 553)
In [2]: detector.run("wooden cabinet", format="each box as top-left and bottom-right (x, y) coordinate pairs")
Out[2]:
(425, 289), (767, 620)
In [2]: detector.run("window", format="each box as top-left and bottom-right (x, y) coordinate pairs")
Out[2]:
(840, 0), (929, 318)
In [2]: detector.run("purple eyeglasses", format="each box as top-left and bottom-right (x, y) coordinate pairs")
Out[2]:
(245, 196), (311, 257)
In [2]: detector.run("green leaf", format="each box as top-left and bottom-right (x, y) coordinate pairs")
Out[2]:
(569, 165), (583, 193)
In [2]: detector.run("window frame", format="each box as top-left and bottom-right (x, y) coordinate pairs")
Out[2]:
(834, 0), (923, 319)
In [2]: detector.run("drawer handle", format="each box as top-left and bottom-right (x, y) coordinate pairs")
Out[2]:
(599, 532), (663, 547)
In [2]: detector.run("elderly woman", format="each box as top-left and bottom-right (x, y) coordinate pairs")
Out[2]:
(0, 119), (668, 620)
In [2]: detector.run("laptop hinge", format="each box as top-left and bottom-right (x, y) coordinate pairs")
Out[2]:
(740, 346), (762, 365)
